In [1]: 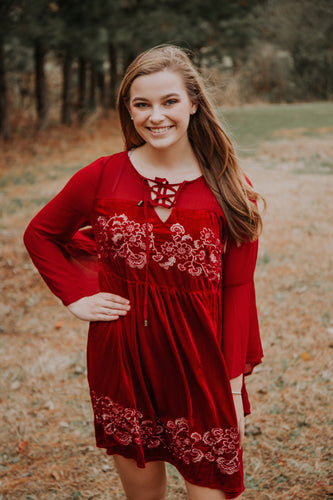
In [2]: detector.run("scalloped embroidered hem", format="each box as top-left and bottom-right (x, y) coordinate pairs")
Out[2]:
(91, 391), (240, 476)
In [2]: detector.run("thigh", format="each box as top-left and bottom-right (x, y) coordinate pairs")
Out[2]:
(113, 454), (167, 500)
(185, 480), (242, 500)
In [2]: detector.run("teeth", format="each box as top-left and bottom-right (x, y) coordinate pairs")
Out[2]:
(149, 127), (170, 133)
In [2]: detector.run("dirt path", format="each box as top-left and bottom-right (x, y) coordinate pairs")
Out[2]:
(0, 120), (332, 499)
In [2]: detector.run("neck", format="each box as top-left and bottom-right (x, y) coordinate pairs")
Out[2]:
(142, 138), (197, 171)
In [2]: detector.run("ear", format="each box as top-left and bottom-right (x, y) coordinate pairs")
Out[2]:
(191, 102), (198, 115)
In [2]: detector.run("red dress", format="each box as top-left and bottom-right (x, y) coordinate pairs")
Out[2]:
(24, 151), (263, 499)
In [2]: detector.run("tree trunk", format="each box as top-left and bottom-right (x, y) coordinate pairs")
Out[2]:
(325, 52), (333, 100)
(77, 57), (87, 123)
(61, 47), (73, 125)
(97, 70), (106, 109)
(88, 63), (96, 112)
(0, 35), (10, 139)
(34, 39), (48, 130)
(108, 42), (117, 109)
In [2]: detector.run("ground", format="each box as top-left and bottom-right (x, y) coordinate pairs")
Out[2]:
(0, 103), (332, 499)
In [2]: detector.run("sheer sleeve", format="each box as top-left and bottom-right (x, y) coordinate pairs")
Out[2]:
(23, 157), (108, 305)
(221, 238), (263, 380)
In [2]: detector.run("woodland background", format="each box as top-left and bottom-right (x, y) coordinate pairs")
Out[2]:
(0, 1), (333, 499)
(0, 0), (333, 137)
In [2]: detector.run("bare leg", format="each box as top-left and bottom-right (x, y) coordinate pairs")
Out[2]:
(185, 480), (242, 500)
(113, 455), (167, 500)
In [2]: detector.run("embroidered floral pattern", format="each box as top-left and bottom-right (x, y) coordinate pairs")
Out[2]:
(95, 214), (153, 269)
(91, 392), (240, 475)
(154, 223), (222, 280)
(94, 214), (223, 281)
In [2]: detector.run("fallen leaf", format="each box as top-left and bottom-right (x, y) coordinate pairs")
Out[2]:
(50, 470), (62, 480)
(301, 352), (310, 361)
(44, 400), (55, 410)
(102, 464), (112, 472)
(17, 440), (28, 453)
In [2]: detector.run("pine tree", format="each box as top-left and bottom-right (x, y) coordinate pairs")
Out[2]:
(0, 0), (16, 139)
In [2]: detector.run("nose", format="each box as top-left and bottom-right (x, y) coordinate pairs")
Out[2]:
(149, 105), (164, 123)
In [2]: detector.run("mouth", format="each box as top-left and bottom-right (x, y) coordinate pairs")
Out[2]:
(147, 126), (173, 135)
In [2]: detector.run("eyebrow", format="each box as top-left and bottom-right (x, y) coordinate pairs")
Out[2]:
(132, 93), (181, 103)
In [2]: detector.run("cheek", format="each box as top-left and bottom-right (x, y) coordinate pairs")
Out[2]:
(131, 110), (148, 125)
(178, 110), (191, 127)
(176, 105), (193, 122)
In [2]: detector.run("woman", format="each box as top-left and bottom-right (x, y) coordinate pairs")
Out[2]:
(24, 45), (264, 499)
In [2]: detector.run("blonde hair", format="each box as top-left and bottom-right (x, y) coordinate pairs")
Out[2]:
(117, 45), (264, 244)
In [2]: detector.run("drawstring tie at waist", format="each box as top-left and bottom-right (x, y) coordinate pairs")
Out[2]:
(138, 177), (182, 327)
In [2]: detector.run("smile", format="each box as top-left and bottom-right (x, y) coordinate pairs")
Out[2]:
(147, 126), (173, 135)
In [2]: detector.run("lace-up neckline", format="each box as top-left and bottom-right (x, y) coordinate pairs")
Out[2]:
(146, 177), (181, 208)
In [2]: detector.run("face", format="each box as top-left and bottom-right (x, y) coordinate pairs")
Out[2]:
(128, 70), (197, 151)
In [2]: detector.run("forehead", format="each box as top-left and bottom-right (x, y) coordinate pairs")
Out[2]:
(129, 70), (188, 99)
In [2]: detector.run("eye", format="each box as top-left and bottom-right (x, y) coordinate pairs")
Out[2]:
(165, 99), (178, 106)
(133, 102), (149, 108)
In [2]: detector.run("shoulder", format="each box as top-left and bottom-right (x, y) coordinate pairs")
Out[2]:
(72, 151), (128, 182)
(80, 151), (128, 173)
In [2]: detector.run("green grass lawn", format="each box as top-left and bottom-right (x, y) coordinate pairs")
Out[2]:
(218, 102), (333, 152)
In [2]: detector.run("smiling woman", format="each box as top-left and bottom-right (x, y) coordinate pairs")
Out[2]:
(128, 71), (197, 157)
(24, 45), (264, 500)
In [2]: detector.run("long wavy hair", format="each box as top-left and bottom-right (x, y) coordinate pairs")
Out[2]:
(117, 45), (264, 244)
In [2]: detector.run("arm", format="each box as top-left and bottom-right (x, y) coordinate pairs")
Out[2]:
(222, 237), (263, 445)
(24, 158), (104, 305)
(222, 238), (263, 379)
(23, 157), (130, 320)
(230, 373), (244, 447)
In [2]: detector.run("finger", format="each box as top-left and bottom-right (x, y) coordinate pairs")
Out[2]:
(100, 292), (130, 305)
(95, 314), (120, 321)
(99, 300), (131, 311)
(105, 302), (131, 311)
(97, 300), (130, 312)
(99, 307), (129, 316)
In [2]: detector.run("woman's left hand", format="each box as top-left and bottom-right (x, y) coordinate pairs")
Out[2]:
(233, 393), (245, 448)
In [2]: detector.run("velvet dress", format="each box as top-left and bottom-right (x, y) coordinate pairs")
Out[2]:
(24, 151), (263, 499)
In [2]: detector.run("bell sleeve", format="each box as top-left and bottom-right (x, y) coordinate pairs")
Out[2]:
(23, 157), (108, 306)
(221, 237), (263, 380)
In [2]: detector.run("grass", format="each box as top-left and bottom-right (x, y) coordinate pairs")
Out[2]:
(219, 101), (333, 152)
(0, 165), (82, 189)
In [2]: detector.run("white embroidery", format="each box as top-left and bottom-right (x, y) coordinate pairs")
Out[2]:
(95, 214), (222, 281)
(91, 392), (240, 475)
(154, 223), (222, 280)
(95, 214), (153, 269)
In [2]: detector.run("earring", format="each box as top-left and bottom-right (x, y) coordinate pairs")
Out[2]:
(131, 116), (133, 121)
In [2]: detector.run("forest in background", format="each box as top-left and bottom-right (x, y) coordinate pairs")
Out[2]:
(0, 0), (332, 139)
